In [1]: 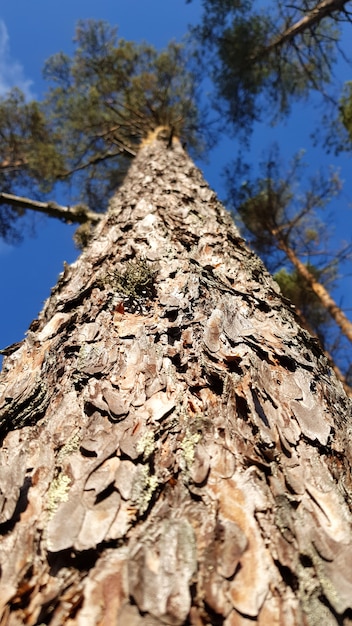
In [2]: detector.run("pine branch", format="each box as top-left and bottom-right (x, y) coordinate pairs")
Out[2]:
(0, 192), (102, 224)
(264, 0), (351, 56)
(65, 145), (137, 177)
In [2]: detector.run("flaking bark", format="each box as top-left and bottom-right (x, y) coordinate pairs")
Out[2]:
(0, 131), (351, 625)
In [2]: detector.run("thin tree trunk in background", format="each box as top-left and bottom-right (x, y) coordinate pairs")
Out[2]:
(288, 302), (352, 397)
(0, 130), (351, 625)
(273, 230), (352, 344)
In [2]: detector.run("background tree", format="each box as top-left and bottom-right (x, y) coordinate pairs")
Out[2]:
(226, 149), (352, 385)
(337, 80), (352, 146)
(0, 20), (203, 243)
(325, 77), (352, 156)
(191, 0), (352, 135)
(0, 88), (65, 241)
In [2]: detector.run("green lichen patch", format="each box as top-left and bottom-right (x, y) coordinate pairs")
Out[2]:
(180, 430), (201, 471)
(111, 259), (157, 299)
(132, 465), (159, 515)
(46, 472), (71, 517)
(57, 432), (81, 463)
(136, 430), (156, 460)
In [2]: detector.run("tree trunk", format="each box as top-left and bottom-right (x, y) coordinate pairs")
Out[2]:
(272, 229), (352, 345)
(0, 129), (351, 626)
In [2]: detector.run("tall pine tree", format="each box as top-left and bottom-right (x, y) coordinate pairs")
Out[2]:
(0, 127), (352, 626)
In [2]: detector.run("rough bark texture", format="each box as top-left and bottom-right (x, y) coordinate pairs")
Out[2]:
(0, 131), (352, 626)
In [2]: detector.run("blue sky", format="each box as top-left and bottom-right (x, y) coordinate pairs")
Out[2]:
(0, 1), (351, 370)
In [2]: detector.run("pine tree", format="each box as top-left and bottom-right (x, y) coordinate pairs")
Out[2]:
(0, 20), (202, 243)
(0, 129), (352, 626)
(228, 151), (352, 385)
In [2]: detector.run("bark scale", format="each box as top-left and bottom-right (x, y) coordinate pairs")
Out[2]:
(0, 132), (351, 625)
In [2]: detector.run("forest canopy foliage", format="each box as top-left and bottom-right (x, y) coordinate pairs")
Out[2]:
(190, 0), (352, 134)
(0, 20), (202, 238)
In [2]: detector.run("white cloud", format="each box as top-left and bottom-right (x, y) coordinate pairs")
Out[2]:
(0, 20), (34, 98)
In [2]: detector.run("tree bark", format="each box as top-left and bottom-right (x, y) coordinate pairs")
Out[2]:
(0, 130), (352, 625)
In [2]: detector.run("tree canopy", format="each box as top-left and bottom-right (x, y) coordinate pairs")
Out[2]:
(191, 0), (352, 135)
(0, 20), (202, 241)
